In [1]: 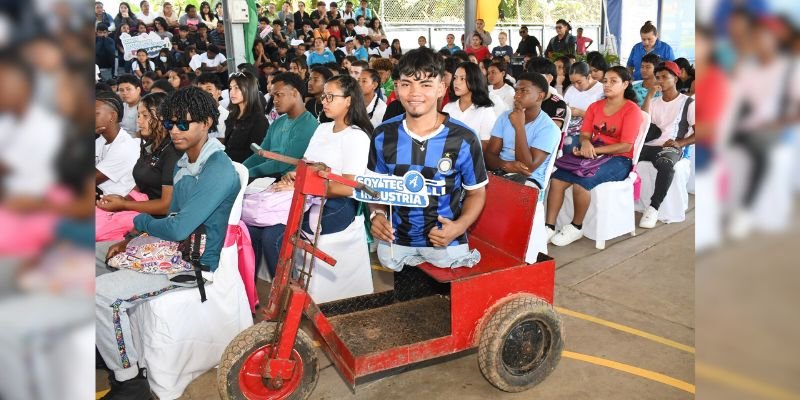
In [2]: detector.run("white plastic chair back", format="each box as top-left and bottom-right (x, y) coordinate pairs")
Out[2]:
(128, 161), (253, 399)
(554, 111), (651, 249)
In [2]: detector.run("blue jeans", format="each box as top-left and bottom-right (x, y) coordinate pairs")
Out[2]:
(249, 198), (357, 278)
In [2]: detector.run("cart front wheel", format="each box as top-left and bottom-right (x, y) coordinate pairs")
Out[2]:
(218, 322), (319, 400)
(478, 296), (564, 392)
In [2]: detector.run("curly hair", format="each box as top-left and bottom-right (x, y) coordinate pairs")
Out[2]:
(159, 86), (219, 129)
(138, 92), (169, 152)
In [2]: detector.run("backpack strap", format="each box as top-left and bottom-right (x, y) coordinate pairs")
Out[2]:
(676, 97), (694, 140)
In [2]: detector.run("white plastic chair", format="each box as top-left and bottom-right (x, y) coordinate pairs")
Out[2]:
(687, 145), (696, 194)
(128, 162), (253, 399)
(695, 161), (722, 252)
(634, 154), (692, 224)
(555, 110), (651, 250)
(525, 107), (570, 262)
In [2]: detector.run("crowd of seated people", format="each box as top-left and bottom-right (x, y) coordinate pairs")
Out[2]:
(94, 5), (694, 396)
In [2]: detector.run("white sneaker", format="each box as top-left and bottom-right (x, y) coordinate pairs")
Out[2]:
(545, 226), (556, 243)
(728, 210), (754, 240)
(551, 224), (583, 246)
(639, 206), (659, 229)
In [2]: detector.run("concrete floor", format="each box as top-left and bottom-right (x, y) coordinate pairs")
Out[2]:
(99, 199), (695, 400)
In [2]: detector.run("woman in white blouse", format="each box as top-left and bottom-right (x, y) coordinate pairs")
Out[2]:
(357, 68), (387, 129)
(443, 62), (500, 150)
(274, 74), (374, 303)
(562, 61), (605, 153)
(487, 61), (516, 110)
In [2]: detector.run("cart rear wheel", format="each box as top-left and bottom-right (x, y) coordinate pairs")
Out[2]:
(478, 296), (563, 392)
(218, 322), (319, 400)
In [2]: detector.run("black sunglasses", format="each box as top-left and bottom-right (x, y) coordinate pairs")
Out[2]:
(162, 119), (197, 131)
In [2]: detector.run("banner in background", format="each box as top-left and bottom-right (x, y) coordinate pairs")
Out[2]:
(120, 32), (171, 61)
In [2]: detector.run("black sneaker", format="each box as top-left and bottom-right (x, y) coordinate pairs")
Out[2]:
(100, 368), (153, 400)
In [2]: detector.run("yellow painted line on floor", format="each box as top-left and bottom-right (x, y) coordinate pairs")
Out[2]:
(370, 263), (393, 272)
(555, 306), (695, 354)
(696, 362), (800, 400)
(563, 351), (695, 394)
(96, 389), (110, 399)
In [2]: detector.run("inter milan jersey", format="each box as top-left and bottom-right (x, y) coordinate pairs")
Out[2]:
(368, 114), (489, 247)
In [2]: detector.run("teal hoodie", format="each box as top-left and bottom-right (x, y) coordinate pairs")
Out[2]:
(134, 140), (240, 270)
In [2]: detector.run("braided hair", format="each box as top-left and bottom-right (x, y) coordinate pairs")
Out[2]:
(96, 90), (124, 122)
(158, 86), (219, 130)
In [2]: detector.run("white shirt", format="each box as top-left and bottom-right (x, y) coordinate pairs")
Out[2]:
(443, 101), (498, 141)
(365, 95), (387, 129)
(647, 93), (695, 146)
(489, 84), (515, 111)
(735, 57), (799, 130)
(189, 52), (226, 71)
(303, 123), (370, 176)
(120, 102), (139, 136)
(95, 129), (141, 196)
(376, 46), (391, 58)
(0, 105), (63, 196)
(210, 105), (229, 139)
(563, 80), (604, 111)
(340, 11), (355, 20)
(131, 60), (156, 73)
(220, 89), (230, 109)
(489, 92), (510, 119)
(354, 25), (369, 36)
(135, 11), (160, 25)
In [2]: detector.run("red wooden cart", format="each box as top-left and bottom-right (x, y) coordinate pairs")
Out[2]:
(217, 146), (564, 399)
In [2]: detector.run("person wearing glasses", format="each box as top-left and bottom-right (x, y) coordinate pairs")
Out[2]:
(545, 19), (576, 58)
(266, 74), (374, 302)
(515, 25), (542, 59)
(223, 71), (268, 163)
(96, 92), (180, 244)
(96, 87), (239, 399)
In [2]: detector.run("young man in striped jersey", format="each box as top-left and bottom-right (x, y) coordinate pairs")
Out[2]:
(367, 47), (488, 271)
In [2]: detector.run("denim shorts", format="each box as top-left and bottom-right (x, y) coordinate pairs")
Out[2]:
(376, 241), (481, 271)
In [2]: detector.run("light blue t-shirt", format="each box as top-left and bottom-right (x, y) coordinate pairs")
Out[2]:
(491, 109), (561, 200)
(353, 46), (369, 61)
(307, 49), (337, 66)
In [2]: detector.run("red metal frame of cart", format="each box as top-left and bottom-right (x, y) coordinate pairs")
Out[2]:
(250, 147), (556, 392)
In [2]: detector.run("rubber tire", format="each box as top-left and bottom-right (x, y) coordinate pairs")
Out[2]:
(478, 296), (564, 392)
(217, 321), (319, 400)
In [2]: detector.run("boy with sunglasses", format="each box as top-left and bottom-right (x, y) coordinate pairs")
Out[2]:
(96, 86), (239, 399)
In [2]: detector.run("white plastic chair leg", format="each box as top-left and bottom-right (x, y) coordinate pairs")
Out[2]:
(595, 239), (605, 250)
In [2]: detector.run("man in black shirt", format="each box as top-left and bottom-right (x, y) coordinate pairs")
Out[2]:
(515, 25), (542, 58)
(171, 25), (195, 52)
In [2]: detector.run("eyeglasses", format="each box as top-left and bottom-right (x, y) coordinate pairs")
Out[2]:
(319, 93), (347, 103)
(162, 119), (197, 131)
